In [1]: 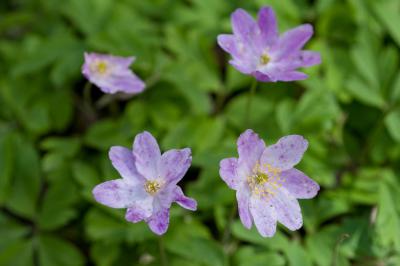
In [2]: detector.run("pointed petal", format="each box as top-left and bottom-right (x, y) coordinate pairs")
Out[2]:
(231, 8), (258, 44)
(229, 59), (254, 74)
(219, 157), (241, 189)
(92, 179), (144, 208)
(217, 34), (240, 57)
(273, 71), (308, 81)
(173, 186), (197, 211)
(133, 131), (161, 180)
(249, 195), (277, 237)
(271, 187), (303, 231)
(109, 146), (144, 184)
(254, 71), (273, 82)
(257, 7), (278, 46)
(237, 189), (252, 229)
(125, 196), (154, 222)
(273, 24), (314, 60)
(147, 208), (170, 235)
(261, 135), (308, 171)
(159, 148), (192, 185)
(237, 129), (266, 174)
(281, 168), (319, 199)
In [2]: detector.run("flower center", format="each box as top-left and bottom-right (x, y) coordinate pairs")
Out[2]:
(259, 53), (270, 65)
(144, 180), (160, 195)
(247, 162), (283, 199)
(95, 61), (108, 75)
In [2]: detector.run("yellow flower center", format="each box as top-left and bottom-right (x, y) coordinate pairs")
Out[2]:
(247, 162), (283, 199)
(259, 53), (270, 65)
(144, 180), (160, 195)
(96, 61), (108, 74)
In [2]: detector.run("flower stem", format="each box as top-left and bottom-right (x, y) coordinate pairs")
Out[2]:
(244, 79), (258, 127)
(158, 236), (168, 266)
(83, 82), (92, 106)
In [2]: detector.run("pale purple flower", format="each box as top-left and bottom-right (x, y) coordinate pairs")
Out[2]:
(82, 52), (145, 94)
(217, 7), (321, 82)
(219, 129), (319, 237)
(92, 131), (197, 235)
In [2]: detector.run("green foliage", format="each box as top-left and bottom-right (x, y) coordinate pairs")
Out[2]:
(1, 0), (400, 265)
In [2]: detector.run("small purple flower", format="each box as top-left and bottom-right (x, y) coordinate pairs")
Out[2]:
(92, 131), (197, 235)
(82, 52), (145, 95)
(219, 129), (319, 237)
(217, 7), (321, 82)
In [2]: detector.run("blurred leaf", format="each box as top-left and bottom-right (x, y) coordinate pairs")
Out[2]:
(5, 135), (41, 219)
(385, 109), (400, 142)
(234, 246), (285, 266)
(0, 239), (33, 266)
(38, 179), (79, 230)
(38, 235), (84, 266)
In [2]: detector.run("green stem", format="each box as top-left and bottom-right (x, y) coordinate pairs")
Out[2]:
(83, 82), (92, 106)
(244, 79), (258, 126)
(158, 236), (168, 266)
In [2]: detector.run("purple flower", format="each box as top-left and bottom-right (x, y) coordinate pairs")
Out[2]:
(82, 52), (145, 95)
(217, 7), (321, 82)
(219, 129), (319, 237)
(92, 131), (197, 235)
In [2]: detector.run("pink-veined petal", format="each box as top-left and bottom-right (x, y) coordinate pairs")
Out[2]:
(158, 148), (192, 185)
(133, 131), (161, 180)
(270, 187), (303, 231)
(261, 135), (308, 171)
(249, 195), (277, 237)
(109, 146), (144, 184)
(237, 188), (252, 229)
(281, 168), (319, 199)
(93, 179), (146, 208)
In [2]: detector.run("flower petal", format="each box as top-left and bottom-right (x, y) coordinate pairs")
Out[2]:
(270, 187), (303, 231)
(173, 186), (197, 211)
(237, 188), (252, 229)
(257, 7), (278, 46)
(237, 129), (266, 175)
(254, 71), (273, 82)
(261, 135), (308, 171)
(272, 71), (308, 81)
(281, 168), (319, 199)
(219, 157), (240, 189)
(159, 148), (192, 185)
(231, 8), (258, 45)
(293, 51), (321, 68)
(125, 196), (154, 223)
(147, 207), (170, 235)
(217, 34), (240, 57)
(229, 59), (254, 74)
(249, 195), (277, 237)
(109, 146), (144, 184)
(133, 131), (161, 180)
(272, 24), (314, 60)
(92, 179), (142, 208)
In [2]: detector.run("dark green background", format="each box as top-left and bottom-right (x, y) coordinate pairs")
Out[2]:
(1, 0), (400, 265)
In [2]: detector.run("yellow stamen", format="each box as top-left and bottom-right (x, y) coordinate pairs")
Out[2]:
(259, 53), (270, 65)
(96, 61), (108, 74)
(247, 162), (284, 200)
(144, 180), (160, 195)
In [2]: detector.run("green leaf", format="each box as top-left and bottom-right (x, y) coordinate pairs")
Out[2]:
(0, 239), (33, 266)
(38, 179), (79, 230)
(5, 135), (41, 219)
(234, 246), (285, 266)
(231, 221), (289, 250)
(0, 131), (16, 203)
(38, 235), (84, 266)
(385, 109), (400, 142)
